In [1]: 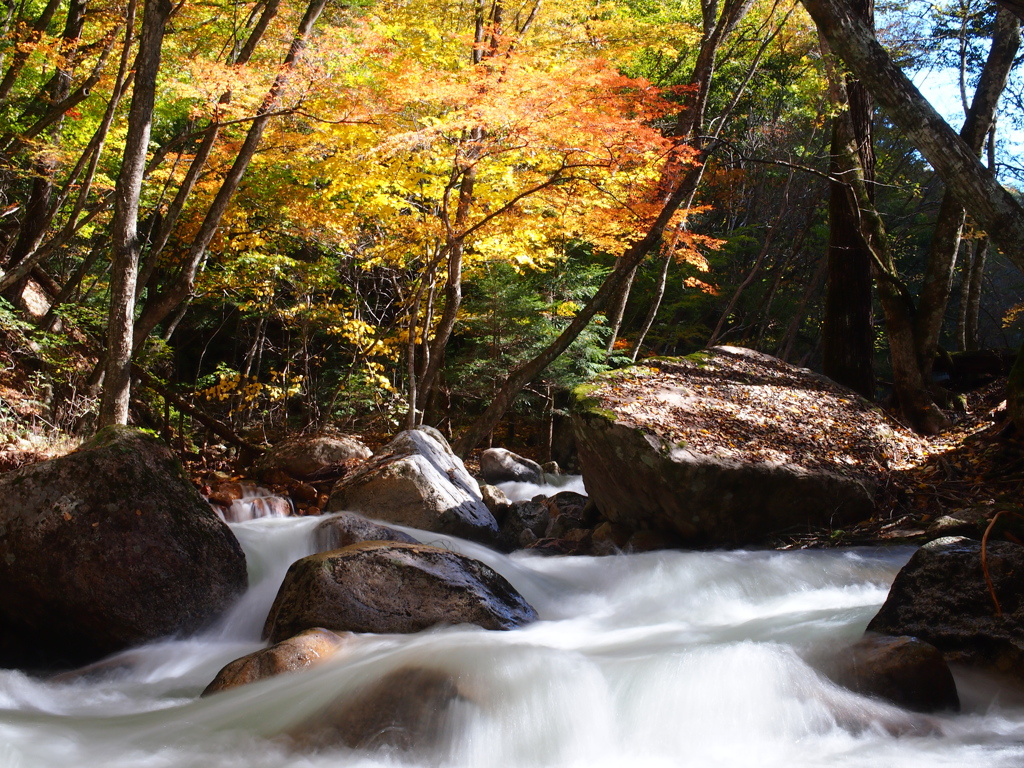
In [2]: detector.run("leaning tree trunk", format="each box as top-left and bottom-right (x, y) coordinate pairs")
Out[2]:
(802, 0), (1024, 272)
(97, 0), (173, 428)
(453, 152), (707, 457)
(128, 0), (329, 351)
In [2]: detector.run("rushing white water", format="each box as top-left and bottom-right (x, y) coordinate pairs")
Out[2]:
(3, 516), (1024, 768)
(496, 474), (587, 502)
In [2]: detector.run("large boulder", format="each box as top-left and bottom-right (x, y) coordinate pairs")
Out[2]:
(325, 427), (498, 543)
(571, 347), (891, 546)
(0, 426), (247, 669)
(203, 628), (350, 696)
(479, 447), (544, 485)
(255, 434), (372, 480)
(262, 541), (538, 643)
(868, 537), (1024, 681)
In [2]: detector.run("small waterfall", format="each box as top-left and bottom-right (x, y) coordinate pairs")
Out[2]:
(210, 484), (294, 523)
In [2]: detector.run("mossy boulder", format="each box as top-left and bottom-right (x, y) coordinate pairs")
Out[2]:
(0, 426), (247, 669)
(262, 541), (537, 642)
(571, 347), (884, 546)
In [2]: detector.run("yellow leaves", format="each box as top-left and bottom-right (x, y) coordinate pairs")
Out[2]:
(1004, 302), (1024, 329)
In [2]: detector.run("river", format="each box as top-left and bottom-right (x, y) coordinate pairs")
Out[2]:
(2, 509), (1024, 768)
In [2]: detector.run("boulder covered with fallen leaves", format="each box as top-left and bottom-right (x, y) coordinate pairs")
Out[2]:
(0, 426), (248, 669)
(867, 536), (1024, 682)
(325, 427), (498, 544)
(262, 541), (538, 642)
(571, 347), (918, 546)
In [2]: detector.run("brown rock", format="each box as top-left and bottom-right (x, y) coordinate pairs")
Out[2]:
(0, 426), (247, 669)
(314, 512), (418, 550)
(824, 633), (959, 713)
(287, 666), (461, 752)
(256, 435), (372, 480)
(868, 537), (1024, 682)
(202, 628), (351, 696)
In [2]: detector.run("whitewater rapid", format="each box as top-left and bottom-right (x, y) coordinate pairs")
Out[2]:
(2, 512), (1024, 768)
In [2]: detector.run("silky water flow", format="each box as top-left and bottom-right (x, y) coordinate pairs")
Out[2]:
(3, 490), (1024, 768)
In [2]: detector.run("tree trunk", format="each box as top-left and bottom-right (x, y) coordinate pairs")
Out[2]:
(820, 0), (876, 400)
(603, 259), (638, 353)
(802, 0), (1024, 272)
(97, 0), (173, 427)
(829, 71), (949, 433)
(128, 0), (329, 350)
(964, 236), (989, 350)
(913, 9), (1019, 379)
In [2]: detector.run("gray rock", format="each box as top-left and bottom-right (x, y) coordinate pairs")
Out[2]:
(868, 537), (1024, 682)
(315, 512), (419, 551)
(571, 349), (876, 546)
(203, 628), (351, 696)
(262, 541), (538, 642)
(0, 426), (247, 669)
(821, 633), (959, 713)
(255, 435), (372, 479)
(326, 428), (498, 543)
(479, 447), (544, 484)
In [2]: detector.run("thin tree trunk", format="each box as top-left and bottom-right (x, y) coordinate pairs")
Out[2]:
(965, 236), (989, 350)
(913, 8), (1019, 380)
(453, 152), (707, 457)
(603, 259), (638, 352)
(630, 226), (679, 362)
(128, 0), (329, 350)
(777, 255), (827, 362)
(98, 0), (174, 427)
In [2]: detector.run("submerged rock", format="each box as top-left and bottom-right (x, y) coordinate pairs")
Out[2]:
(203, 628), (350, 695)
(572, 347), (881, 546)
(0, 426), (247, 669)
(262, 541), (538, 642)
(255, 435), (372, 480)
(287, 666), (462, 752)
(479, 447), (544, 485)
(325, 427), (498, 544)
(822, 633), (959, 713)
(314, 511), (418, 550)
(868, 537), (1024, 681)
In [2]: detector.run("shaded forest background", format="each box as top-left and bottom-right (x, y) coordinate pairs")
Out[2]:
(1, 0), (1023, 461)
